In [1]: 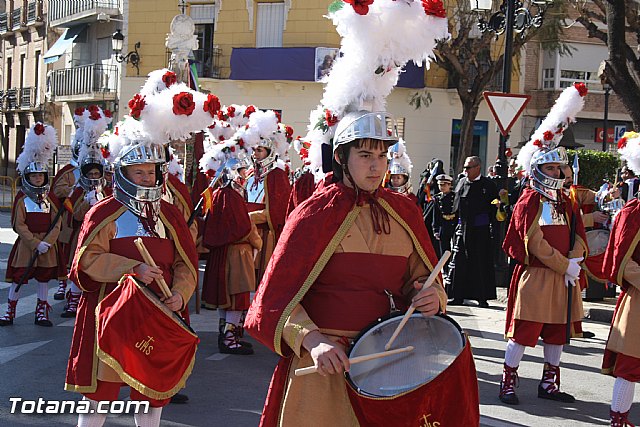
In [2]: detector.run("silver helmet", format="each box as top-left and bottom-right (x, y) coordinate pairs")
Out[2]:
(252, 137), (278, 177)
(333, 111), (399, 152)
(113, 140), (166, 218)
(388, 162), (411, 194)
(530, 147), (568, 202)
(22, 161), (49, 204)
(78, 153), (105, 192)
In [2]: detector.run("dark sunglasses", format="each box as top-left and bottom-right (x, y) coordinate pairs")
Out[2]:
(463, 164), (478, 170)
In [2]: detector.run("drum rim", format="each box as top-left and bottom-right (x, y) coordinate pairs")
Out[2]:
(344, 311), (466, 399)
(585, 229), (610, 257)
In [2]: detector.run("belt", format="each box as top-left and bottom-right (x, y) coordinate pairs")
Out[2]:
(442, 214), (456, 221)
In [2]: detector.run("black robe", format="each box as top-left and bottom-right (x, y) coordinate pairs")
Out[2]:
(447, 175), (498, 301)
(432, 191), (457, 260)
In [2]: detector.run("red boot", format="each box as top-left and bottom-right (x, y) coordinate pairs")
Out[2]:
(61, 291), (81, 318)
(34, 299), (52, 327)
(0, 299), (17, 326)
(219, 323), (253, 355)
(499, 363), (520, 405)
(54, 280), (67, 300)
(610, 410), (634, 427)
(538, 362), (575, 402)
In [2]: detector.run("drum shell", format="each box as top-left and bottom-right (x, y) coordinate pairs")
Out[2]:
(344, 313), (480, 426)
(585, 229), (610, 282)
(96, 275), (199, 400)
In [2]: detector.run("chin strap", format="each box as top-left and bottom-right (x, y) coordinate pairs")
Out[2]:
(141, 201), (160, 237)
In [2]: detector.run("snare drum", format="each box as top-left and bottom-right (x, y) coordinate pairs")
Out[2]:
(345, 313), (479, 426)
(585, 229), (611, 282)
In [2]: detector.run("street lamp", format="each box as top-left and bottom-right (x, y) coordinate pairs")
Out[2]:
(472, 0), (553, 178)
(112, 29), (141, 76)
(602, 82), (611, 152)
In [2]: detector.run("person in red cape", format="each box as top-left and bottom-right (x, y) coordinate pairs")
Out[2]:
(501, 160), (587, 404)
(286, 168), (316, 217)
(1, 122), (62, 327)
(245, 111), (458, 426)
(201, 158), (262, 355)
(601, 131), (640, 426)
(164, 145), (198, 243)
(246, 142), (291, 284)
(386, 139), (418, 205)
(64, 124), (198, 427)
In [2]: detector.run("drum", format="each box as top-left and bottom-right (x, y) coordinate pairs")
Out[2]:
(345, 313), (479, 426)
(585, 229), (611, 282)
(96, 275), (199, 400)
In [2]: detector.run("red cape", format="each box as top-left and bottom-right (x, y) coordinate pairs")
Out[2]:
(245, 181), (440, 357)
(503, 187), (587, 335)
(264, 167), (291, 240)
(286, 171), (315, 218)
(202, 186), (252, 248)
(167, 173), (194, 214)
(603, 198), (640, 290)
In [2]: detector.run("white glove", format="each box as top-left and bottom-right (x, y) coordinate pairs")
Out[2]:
(84, 190), (98, 206)
(565, 257), (583, 279)
(564, 273), (578, 288)
(253, 248), (259, 260)
(36, 241), (51, 254)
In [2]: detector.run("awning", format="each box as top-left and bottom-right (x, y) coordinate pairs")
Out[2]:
(44, 25), (86, 64)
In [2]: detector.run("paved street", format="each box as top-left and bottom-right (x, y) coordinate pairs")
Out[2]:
(0, 209), (635, 426)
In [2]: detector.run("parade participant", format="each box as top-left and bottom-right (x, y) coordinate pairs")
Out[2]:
(64, 86), (205, 425)
(500, 83), (589, 405)
(447, 155), (499, 307)
(618, 165), (639, 203)
(432, 173), (456, 262)
(200, 143), (261, 355)
(245, 110), (450, 425)
(386, 139), (418, 204)
(1, 123), (62, 327)
(240, 110), (292, 284)
(51, 107), (86, 300)
(164, 145), (197, 242)
(59, 107), (112, 318)
(286, 137), (317, 217)
(601, 131), (640, 426)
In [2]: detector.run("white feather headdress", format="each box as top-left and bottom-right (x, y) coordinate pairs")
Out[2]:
(16, 123), (58, 174)
(618, 131), (640, 175)
(167, 146), (184, 182)
(388, 139), (413, 176)
(517, 83), (588, 175)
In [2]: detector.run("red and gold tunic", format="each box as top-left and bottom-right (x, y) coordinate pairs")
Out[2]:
(6, 192), (64, 282)
(64, 197), (197, 395)
(245, 182), (448, 427)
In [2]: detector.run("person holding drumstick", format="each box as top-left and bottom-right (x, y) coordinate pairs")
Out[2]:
(64, 98), (201, 426)
(500, 84), (588, 406)
(245, 110), (448, 426)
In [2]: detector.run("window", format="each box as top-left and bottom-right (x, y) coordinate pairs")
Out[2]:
(541, 44), (607, 90)
(190, 4), (216, 78)
(256, 2), (284, 48)
(6, 57), (12, 88)
(542, 68), (554, 89)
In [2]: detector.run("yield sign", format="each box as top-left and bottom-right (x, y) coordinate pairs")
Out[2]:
(483, 91), (531, 137)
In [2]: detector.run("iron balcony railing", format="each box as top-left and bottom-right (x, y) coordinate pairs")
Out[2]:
(49, 64), (118, 99)
(0, 13), (8, 34)
(49, 0), (120, 23)
(19, 87), (36, 109)
(11, 8), (23, 31)
(27, 1), (42, 25)
(5, 89), (18, 110)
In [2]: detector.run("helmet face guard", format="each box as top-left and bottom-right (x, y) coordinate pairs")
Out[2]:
(79, 156), (105, 192)
(529, 147), (568, 201)
(252, 141), (277, 180)
(22, 162), (49, 204)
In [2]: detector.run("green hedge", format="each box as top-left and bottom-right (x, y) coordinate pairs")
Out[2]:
(566, 149), (619, 191)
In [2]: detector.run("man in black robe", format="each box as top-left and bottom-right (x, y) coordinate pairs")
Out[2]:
(447, 156), (498, 307)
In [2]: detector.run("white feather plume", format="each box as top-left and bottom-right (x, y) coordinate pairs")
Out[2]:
(618, 132), (640, 176)
(140, 68), (177, 97)
(167, 146), (184, 181)
(388, 139), (413, 175)
(17, 123), (58, 174)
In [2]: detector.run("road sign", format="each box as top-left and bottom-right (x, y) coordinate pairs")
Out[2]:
(483, 92), (531, 137)
(615, 125), (627, 143)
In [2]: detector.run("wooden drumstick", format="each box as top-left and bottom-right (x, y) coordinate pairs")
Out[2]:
(294, 345), (414, 377)
(384, 250), (451, 351)
(134, 238), (172, 299)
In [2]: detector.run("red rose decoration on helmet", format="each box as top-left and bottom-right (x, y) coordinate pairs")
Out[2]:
(325, 110), (338, 127)
(244, 105), (256, 117)
(227, 106), (236, 118)
(230, 146), (236, 152)
(543, 130), (554, 141)
(285, 125), (294, 138)
(128, 94), (146, 119)
(172, 92), (196, 116)
(74, 107), (85, 116)
(216, 110), (226, 121)
(89, 110), (101, 120)
(206, 170), (216, 179)
(33, 123), (45, 135)
(88, 105), (100, 113)
(299, 147), (309, 159)
(533, 139), (542, 147)
(421, 0), (446, 18)
(574, 82), (588, 97)
(203, 94), (221, 117)
(344, 0), (374, 16)
(618, 137), (628, 150)
(238, 138), (245, 148)
(103, 109), (112, 118)
(162, 71), (177, 88)
(100, 147), (110, 159)
(275, 111), (282, 123)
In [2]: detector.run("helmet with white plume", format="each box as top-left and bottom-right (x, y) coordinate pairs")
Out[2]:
(17, 123), (58, 204)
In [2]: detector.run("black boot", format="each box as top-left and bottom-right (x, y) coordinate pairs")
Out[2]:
(34, 299), (53, 327)
(537, 362), (575, 403)
(54, 280), (67, 300)
(170, 393), (189, 404)
(61, 291), (81, 318)
(219, 324), (253, 355)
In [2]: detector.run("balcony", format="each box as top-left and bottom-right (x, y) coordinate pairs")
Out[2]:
(49, 0), (121, 28)
(11, 8), (24, 32)
(19, 87), (37, 110)
(0, 12), (13, 36)
(49, 64), (118, 102)
(26, 1), (44, 26)
(5, 89), (18, 111)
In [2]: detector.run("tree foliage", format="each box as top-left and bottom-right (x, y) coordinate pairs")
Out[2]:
(428, 0), (569, 173)
(567, 149), (619, 190)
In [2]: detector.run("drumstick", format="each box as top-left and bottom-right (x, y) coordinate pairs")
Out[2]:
(133, 238), (173, 299)
(294, 345), (414, 377)
(384, 250), (451, 351)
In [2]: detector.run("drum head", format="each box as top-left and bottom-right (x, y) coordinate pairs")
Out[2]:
(346, 313), (465, 398)
(586, 229), (610, 257)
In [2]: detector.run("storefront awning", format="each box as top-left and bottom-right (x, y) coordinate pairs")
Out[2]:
(44, 25), (86, 64)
